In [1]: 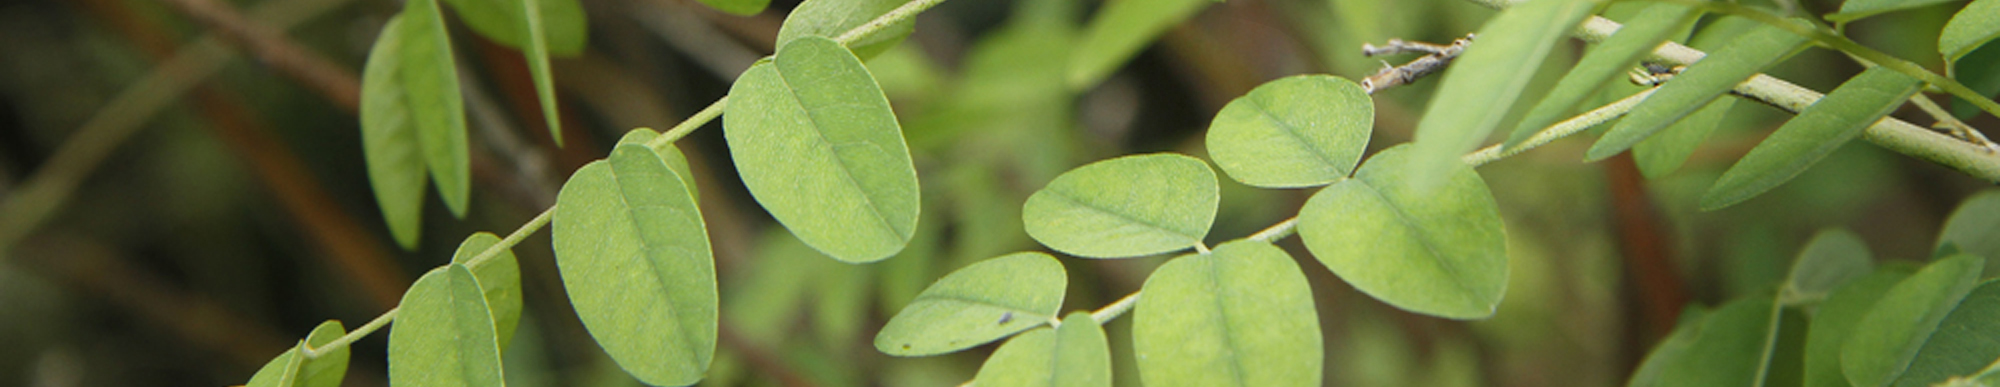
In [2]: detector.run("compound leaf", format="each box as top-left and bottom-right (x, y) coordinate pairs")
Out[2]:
(971, 312), (1112, 387)
(439, 0), (586, 55)
(553, 145), (716, 386)
(358, 15), (427, 249)
(1023, 153), (1218, 258)
(449, 232), (522, 351)
(1299, 144), (1507, 319)
(1590, 22), (1809, 161)
(1937, 191), (2000, 277)
(1843, 254), (1985, 387)
(777, 0), (913, 60)
(1134, 240), (1322, 386)
(1405, 0), (1594, 189)
(1702, 67), (1922, 210)
(1067, 0), (1209, 89)
(1206, 75), (1372, 188)
(875, 252), (1067, 356)
(725, 36), (920, 263)
(388, 265), (504, 387)
(401, 0), (471, 218)
(1510, 2), (1700, 148)
(1805, 266), (1916, 387)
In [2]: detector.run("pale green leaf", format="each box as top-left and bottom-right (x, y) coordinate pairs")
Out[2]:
(1804, 266), (1916, 387)
(1890, 279), (2000, 387)
(1134, 240), (1322, 386)
(245, 321), (350, 387)
(1843, 254), (1985, 387)
(777, 0), (912, 60)
(1299, 144), (1507, 319)
(724, 36), (920, 263)
(1022, 153), (1218, 258)
(1627, 308), (1708, 387)
(518, 0), (562, 147)
(247, 340), (304, 387)
(1937, 191), (2000, 277)
(971, 312), (1112, 387)
(1589, 23), (1810, 161)
(1509, 3), (1700, 148)
(388, 264), (504, 387)
(1829, 0), (1958, 23)
(875, 252), (1066, 356)
(1633, 98), (1736, 178)
(1702, 67), (1921, 210)
(613, 129), (697, 201)
(1941, 0), (2000, 63)
(553, 144), (717, 386)
(439, 0), (587, 55)
(358, 15), (427, 249)
(450, 232), (522, 351)
(1205, 75), (1372, 188)
(1405, 0), (1594, 188)
(1067, 0), (1209, 89)
(1782, 228), (1874, 306)
(401, 0), (471, 218)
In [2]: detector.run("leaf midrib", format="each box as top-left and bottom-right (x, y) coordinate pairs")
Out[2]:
(1245, 97), (1343, 175)
(1042, 189), (1200, 244)
(604, 163), (700, 362)
(1354, 179), (1485, 308)
(769, 56), (906, 242)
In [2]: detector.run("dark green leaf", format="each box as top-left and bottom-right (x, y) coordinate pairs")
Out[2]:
(1843, 254), (1985, 387)
(389, 264), (504, 387)
(439, 0), (587, 55)
(1205, 75), (1373, 188)
(1589, 22), (1810, 161)
(449, 232), (521, 351)
(1782, 228), (1874, 306)
(245, 321), (350, 387)
(1828, 0), (1958, 23)
(519, 0), (562, 147)
(401, 0), (471, 218)
(1701, 67), (1921, 210)
(1509, 3), (1700, 148)
(1627, 308), (1708, 387)
(1134, 240), (1322, 386)
(971, 312), (1112, 387)
(358, 15), (427, 249)
(1299, 144), (1507, 319)
(875, 252), (1067, 356)
(725, 36), (920, 263)
(1657, 296), (1779, 387)
(1632, 98), (1736, 178)
(1804, 266), (1916, 387)
(1405, 0), (1594, 188)
(1022, 153), (1218, 258)
(553, 145), (716, 386)
(1067, 0), (1209, 89)
(1937, 191), (2000, 277)
(1891, 279), (2000, 387)
(777, 0), (912, 60)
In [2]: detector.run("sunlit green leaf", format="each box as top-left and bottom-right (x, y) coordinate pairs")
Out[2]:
(1067, 0), (1209, 89)
(553, 145), (716, 386)
(1299, 144), (1507, 319)
(1843, 254), (1985, 387)
(1023, 153), (1218, 258)
(1701, 67), (1921, 210)
(439, 0), (587, 55)
(777, 0), (913, 60)
(875, 252), (1066, 356)
(450, 232), (522, 351)
(1589, 22), (1809, 161)
(245, 321), (349, 387)
(725, 36), (920, 263)
(1509, 3), (1699, 148)
(389, 264), (504, 387)
(1941, 0), (2000, 63)
(1828, 0), (1958, 23)
(1205, 75), (1372, 188)
(1804, 266), (1915, 387)
(401, 0), (471, 218)
(1937, 191), (2000, 277)
(972, 312), (1112, 387)
(247, 340), (303, 387)
(1627, 308), (1708, 387)
(1134, 240), (1322, 386)
(1405, 0), (1593, 188)
(1782, 228), (1874, 306)
(1890, 279), (2000, 387)
(358, 15), (427, 250)
(613, 129), (697, 201)
(518, 0), (562, 147)
(1632, 98), (1736, 178)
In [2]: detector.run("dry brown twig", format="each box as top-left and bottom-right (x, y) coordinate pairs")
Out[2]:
(1360, 34), (1475, 93)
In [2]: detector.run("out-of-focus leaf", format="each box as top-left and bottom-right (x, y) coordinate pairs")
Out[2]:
(1299, 145), (1508, 319)
(439, 0), (587, 55)
(1804, 266), (1916, 387)
(1701, 67), (1921, 210)
(1782, 228), (1874, 306)
(1627, 308), (1708, 387)
(1890, 279), (2000, 387)
(1589, 23), (1810, 161)
(1509, 3), (1699, 148)
(777, 0), (913, 60)
(1656, 296), (1780, 387)
(971, 312), (1111, 387)
(1843, 255), (1985, 387)
(450, 232), (522, 351)
(358, 15), (426, 249)
(389, 265), (504, 387)
(401, 0), (470, 218)
(1828, 0), (1958, 23)
(1205, 75), (1372, 188)
(1936, 191), (2000, 277)
(1405, 0), (1594, 189)
(1134, 240), (1322, 386)
(875, 252), (1066, 356)
(245, 321), (350, 387)
(1067, 0), (1209, 89)
(518, 0), (562, 147)
(553, 145), (716, 386)
(1022, 153), (1218, 259)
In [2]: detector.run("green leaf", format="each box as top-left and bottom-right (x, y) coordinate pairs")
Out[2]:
(1022, 153), (1219, 258)
(613, 129), (697, 201)
(388, 264), (504, 387)
(518, 0), (562, 147)
(245, 321), (350, 387)
(1804, 266), (1915, 387)
(1654, 296), (1782, 387)
(1941, 0), (2000, 63)
(1701, 67), (1922, 210)
(552, 144), (717, 386)
(1627, 308), (1708, 387)
(1891, 279), (2000, 387)
(1632, 98), (1736, 178)
(1842, 254), (1985, 387)
(1782, 228), (1874, 306)
(1298, 144), (1508, 319)
(1937, 191), (2000, 277)
(695, 0), (770, 16)
(1205, 75), (1373, 188)
(971, 312), (1112, 387)
(358, 15), (427, 249)
(449, 232), (522, 351)
(1067, 0), (1209, 89)
(1508, 3), (1700, 148)
(777, 0), (913, 60)
(1949, 42), (2000, 119)
(1133, 240), (1322, 386)
(1589, 22), (1810, 161)
(1405, 0), (1594, 188)
(439, 0), (587, 55)
(1828, 0), (1958, 23)
(401, 0), (471, 218)
(875, 252), (1067, 356)
(724, 36), (920, 263)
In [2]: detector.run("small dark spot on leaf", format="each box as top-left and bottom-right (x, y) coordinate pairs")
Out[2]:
(901, 344), (912, 350)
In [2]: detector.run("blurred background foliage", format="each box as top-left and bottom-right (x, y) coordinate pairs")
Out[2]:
(0, 0), (1995, 385)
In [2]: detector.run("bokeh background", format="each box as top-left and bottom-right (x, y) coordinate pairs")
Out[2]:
(1, 0), (1995, 385)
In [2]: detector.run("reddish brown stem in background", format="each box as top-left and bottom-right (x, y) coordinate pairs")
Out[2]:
(1603, 153), (1689, 372)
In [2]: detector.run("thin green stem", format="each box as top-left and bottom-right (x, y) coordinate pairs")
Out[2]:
(1090, 291), (1142, 325)
(301, 306), (398, 359)
(1248, 217), (1299, 243)
(1464, 88), (1657, 166)
(462, 207), (555, 270)
(833, 0), (950, 47)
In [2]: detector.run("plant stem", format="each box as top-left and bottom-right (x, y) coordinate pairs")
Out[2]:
(1248, 218), (1299, 243)
(1090, 291), (1143, 324)
(1463, 88), (1657, 166)
(461, 207), (556, 270)
(302, 306), (398, 359)
(644, 97), (729, 151)
(833, 0), (950, 47)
